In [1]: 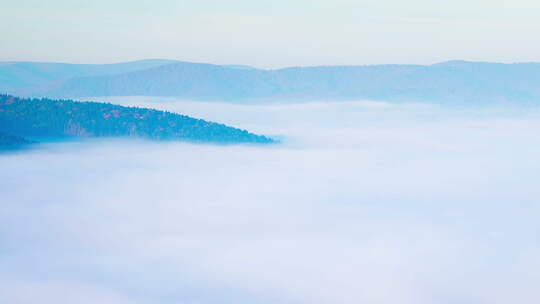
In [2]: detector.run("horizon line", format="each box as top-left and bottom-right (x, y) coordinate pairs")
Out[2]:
(2, 58), (540, 70)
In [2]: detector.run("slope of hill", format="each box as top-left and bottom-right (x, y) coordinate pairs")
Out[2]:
(0, 132), (34, 150)
(0, 95), (273, 144)
(0, 59), (180, 91)
(6, 60), (540, 104)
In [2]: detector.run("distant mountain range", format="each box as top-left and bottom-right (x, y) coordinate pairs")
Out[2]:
(0, 94), (273, 149)
(0, 59), (177, 90)
(2, 59), (540, 104)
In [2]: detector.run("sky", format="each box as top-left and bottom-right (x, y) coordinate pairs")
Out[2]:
(2, 99), (540, 304)
(2, 0), (540, 67)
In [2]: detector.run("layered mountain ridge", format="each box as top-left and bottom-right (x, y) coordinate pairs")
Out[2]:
(3, 60), (540, 104)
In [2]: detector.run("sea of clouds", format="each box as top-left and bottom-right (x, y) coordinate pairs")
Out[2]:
(2, 97), (540, 304)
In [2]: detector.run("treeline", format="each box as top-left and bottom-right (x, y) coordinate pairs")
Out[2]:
(0, 94), (273, 145)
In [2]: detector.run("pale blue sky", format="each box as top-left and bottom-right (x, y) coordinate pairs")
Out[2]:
(2, 0), (540, 67)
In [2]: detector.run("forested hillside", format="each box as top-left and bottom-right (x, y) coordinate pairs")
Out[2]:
(0, 95), (273, 144)
(0, 132), (33, 150)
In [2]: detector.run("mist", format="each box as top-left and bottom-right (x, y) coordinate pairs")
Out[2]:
(2, 98), (540, 304)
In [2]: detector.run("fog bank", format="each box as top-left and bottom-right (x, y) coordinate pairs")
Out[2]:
(2, 99), (540, 304)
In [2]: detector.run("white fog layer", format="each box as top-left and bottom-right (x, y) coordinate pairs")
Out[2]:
(2, 98), (540, 304)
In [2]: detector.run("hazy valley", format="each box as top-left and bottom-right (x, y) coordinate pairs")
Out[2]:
(4, 0), (540, 302)
(3, 96), (540, 303)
